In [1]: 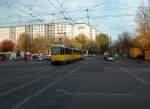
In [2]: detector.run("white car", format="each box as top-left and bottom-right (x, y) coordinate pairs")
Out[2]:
(104, 52), (109, 56)
(105, 55), (114, 61)
(37, 55), (51, 61)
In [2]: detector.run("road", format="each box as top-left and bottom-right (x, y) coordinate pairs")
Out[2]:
(0, 56), (150, 109)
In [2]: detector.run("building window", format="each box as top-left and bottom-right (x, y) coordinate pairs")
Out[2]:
(78, 26), (84, 29)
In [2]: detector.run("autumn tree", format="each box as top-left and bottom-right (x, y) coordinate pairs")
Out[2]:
(132, 37), (142, 48)
(29, 37), (46, 53)
(118, 32), (133, 55)
(75, 34), (89, 49)
(0, 40), (15, 52)
(15, 33), (26, 51)
(136, 6), (150, 50)
(15, 32), (54, 54)
(88, 40), (98, 53)
(61, 36), (82, 49)
(96, 33), (109, 53)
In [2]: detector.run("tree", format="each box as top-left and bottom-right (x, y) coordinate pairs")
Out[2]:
(29, 37), (48, 53)
(136, 6), (150, 50)
(96, 33), (109, 53)
(15, 33), (26, 51)
(88, 40), (97, 54)
(132, 37), (142, 48)
(0, 40), (15, 52)
(75, 34), (89, 49)
(118, 32), (133, 55)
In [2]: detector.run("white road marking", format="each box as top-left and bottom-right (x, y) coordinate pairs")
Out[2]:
(0, 69), (51, 85)
(57, 88), (68, 93)
(64, 92), (135, 96)
(0, 66), (49, 80)
(13, 62), (88, 109)
(0, 70), (60, 97)
(119, 66), (149, 85)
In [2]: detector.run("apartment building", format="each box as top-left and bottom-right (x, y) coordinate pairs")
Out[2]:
(15, 26), (25, 41)
(74, 23), (97, 40)
(0, 27), (10, 42)
(0, 22), (97, 43)
(48, 22), (73, 38)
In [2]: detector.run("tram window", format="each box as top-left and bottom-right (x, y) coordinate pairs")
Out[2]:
(71, 49), (72, 54)
(69, 49), (71, 54)
(74, 50), (76, 54)
(60, 47), (64, 55)
(68, 49), (70, 54)
(64, 48), (66, 54)
(72, 49), (74, 54)
(76, 50), (78, 54)
(65, 48), (68, 55)
(63, 48), (65, 55)
(71, 49), (73, 54)
(51, 47), (61, 55)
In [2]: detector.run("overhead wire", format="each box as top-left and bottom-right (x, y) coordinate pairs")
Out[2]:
(47, 0), (72, 24)
(0, 0), (140, 31)
(15, 0), (46, 22)
(55, 0), (73, 24)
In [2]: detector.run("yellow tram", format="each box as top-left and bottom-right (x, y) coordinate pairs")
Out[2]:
(51, 44), (85, 64)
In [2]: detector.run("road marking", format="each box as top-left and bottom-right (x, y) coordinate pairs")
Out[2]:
(64, 92), (135, 96)
(13, 62), (88, 109)
(0, 66), (49, 80)
(0, 70), (60, 97)
(0, 68), (51, 85)
(119, 66), (149, 85)
(57, 88), (68, 93)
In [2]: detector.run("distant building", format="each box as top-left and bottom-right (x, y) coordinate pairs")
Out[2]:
(0, 22), (97, 43)
(74, 23), (97, 40)
(50, 22), (74, 38)
(0, 27), (10, 42)
(15, 26), (25, 42)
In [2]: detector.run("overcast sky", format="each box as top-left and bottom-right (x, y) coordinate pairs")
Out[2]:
(0, 0), (149, 40)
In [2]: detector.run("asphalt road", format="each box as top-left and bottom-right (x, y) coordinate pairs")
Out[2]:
(0, 56), (150, 109)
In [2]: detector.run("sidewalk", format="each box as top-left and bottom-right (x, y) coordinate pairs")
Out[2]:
(120, 57), (150, 67)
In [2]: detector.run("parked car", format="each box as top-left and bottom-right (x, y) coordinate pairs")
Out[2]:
(0, 52), (17, 61)
(0, 53), (5, 61)
(88, 54), (95, 57)
(37, 54), (51, 61)
(104, 52), (109, 59)
(23, 52), (33, 60)
(105, 55), (114, 61)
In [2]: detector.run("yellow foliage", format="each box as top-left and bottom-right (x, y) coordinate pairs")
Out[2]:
(15, 33), (26, 51)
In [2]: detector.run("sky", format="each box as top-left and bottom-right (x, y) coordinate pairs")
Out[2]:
(0, 0), (149, 40)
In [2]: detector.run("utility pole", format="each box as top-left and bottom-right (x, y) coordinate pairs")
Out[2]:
(24, 26), (28, 60)
(51, 13), (55, 44)
(148, 0), (150, 30)
(109, 35), (112, 54)
(85, 8), (92, 39)
(86, 8), (90, 25)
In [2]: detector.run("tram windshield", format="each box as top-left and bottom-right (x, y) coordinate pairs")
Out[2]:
(51, 46), (61, 55)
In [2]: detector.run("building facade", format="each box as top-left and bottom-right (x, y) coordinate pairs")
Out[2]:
(74, 23), (97, 40)
(0, 22), (97, 43)
(0, 27), (10, 42)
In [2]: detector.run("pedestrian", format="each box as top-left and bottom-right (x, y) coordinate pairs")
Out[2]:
(114, 52), (121, 63)
(16, 51), (21, 61)
(137, 55), (144, 63)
